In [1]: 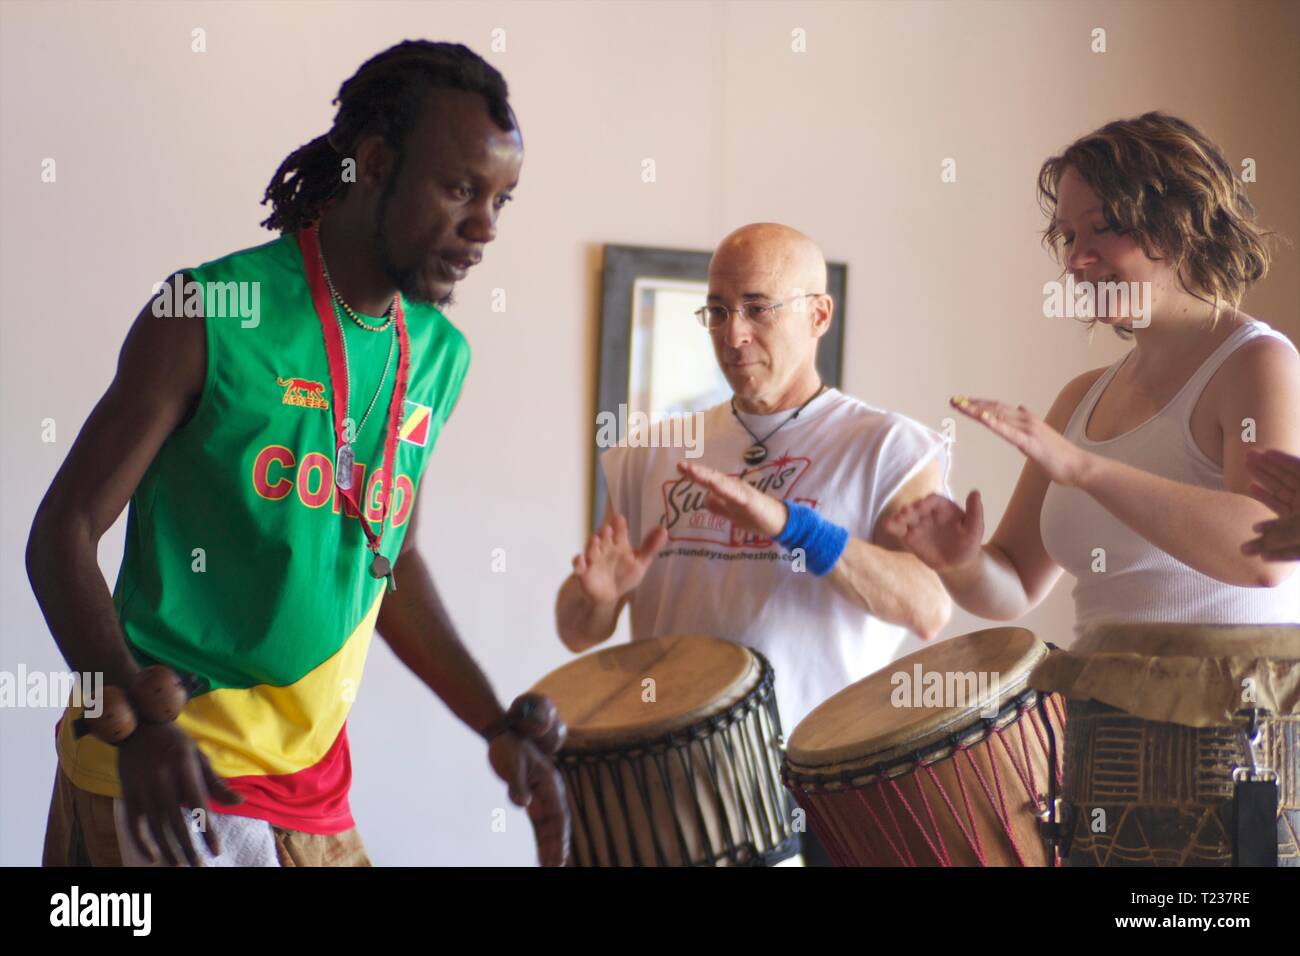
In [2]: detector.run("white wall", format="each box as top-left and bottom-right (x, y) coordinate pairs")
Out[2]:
(2, 0), (1296, 865)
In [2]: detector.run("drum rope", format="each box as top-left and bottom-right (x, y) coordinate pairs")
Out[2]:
(620, 756), (659, 865)
(1026, 702), (1051, 792)
(752, 668), (801, 861)
(696, 736), (746, 863)
(727, 721), (763, 846)
(887, 774), (952, 865)
(631, 751), (677, 865)
(576, 762), (613, 865)
(1034, 693), (1065, 866)
(578, 760), (623, 866)
(875, 781), (919, 865)
(565, 763), (600, 866)
(1033, 695), (1067, 860)
(916, 767), (955, 865)
(950, 751), (991, 865)
(765, 709), (801, 853)
(609, 757), (648, 866)
(1049, 695), (1067, 786)
(850, 786), (914, 865)
(716, 723), (764, 858)
(880, 746), (987, 865)
(1013, 715), (1041, 808)
(823, 803), (856, 866)
(988, 709), (1054, 834)
(670, 744), (719, 865)
(650, 754), (702, 868)
(750, 689), (800, 863)
(754, 708), (790, 846)
(791, 785), (853, 865)
(960, 742), (1028, 867)
(734, 718), (778, 849)
(1018, 702), (1059, 867)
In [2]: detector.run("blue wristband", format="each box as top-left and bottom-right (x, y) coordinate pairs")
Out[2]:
(776, 502), (849, 576)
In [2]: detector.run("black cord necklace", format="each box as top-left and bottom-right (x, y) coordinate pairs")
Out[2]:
(731, 384), (828, 467)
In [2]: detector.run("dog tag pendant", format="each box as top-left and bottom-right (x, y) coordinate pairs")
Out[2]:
(336, 443), (355, 490)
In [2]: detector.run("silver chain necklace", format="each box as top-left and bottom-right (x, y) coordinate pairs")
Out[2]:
(317, 240), (398, 492)
(332, 305), (396, 491)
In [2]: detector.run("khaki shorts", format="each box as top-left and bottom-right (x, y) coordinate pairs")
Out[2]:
(41, 766), (372, 867)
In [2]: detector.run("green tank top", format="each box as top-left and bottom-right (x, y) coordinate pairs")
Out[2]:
(55, 230), (470, 833)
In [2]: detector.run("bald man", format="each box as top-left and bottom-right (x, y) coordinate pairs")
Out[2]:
(554, 223), (953, 863)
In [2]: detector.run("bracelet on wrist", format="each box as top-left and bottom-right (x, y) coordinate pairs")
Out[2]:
(776, 501), (850, 576)
(483, 696), (542, 742)
(74, 665), (189, 746)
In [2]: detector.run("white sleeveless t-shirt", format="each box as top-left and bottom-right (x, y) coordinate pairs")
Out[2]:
(1040, 319), (1300, 641)
(600, 388), (952, 732)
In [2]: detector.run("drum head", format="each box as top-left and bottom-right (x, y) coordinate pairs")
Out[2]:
(786, 627), (1046, 773)
(532, 635), (760, 750)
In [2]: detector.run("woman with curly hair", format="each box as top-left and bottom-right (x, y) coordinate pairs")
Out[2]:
(885, 111), (1299, 634)
(882, 111), (1299, 867)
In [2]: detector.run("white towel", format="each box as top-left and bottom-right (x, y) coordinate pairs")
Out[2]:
(113, 799), (280, 867)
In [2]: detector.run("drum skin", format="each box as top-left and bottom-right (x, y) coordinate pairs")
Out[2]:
(783, 627), (1064, 867)
(533, 635), (798, 867)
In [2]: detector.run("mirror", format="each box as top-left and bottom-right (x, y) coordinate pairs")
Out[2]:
(629, 278), (731, 418)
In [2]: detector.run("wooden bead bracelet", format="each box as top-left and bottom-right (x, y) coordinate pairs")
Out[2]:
(72, 665), (189, 745)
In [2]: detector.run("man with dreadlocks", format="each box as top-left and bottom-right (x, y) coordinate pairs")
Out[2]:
(29, 40), (569, 867)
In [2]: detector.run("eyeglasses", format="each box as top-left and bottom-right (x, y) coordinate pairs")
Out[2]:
(694, 294), (823, 330)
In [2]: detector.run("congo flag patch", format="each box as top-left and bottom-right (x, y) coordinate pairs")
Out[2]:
(400, 400), (433, 447)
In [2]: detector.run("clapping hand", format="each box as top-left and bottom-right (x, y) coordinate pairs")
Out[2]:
(1242, 448), (1300, 562)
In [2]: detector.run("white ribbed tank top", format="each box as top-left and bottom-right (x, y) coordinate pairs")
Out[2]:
(1040, 319), (1300, 640)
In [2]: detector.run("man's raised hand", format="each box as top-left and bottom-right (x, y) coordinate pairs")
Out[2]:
(571, 511), (667, 606)
(676, 460), (789, 537)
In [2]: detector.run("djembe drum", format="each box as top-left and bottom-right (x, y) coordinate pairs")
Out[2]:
(783, 627), (1064, 866)
(532, 634), (798, 866)
(1030, 623), (1300, 866)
